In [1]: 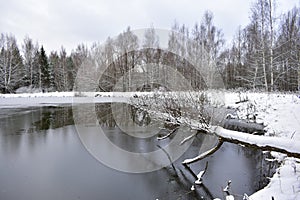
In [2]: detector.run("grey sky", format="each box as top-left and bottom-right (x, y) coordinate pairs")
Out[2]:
(0, 0), (298, 53)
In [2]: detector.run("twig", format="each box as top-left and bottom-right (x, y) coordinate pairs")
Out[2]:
(291, 131), (296, 139)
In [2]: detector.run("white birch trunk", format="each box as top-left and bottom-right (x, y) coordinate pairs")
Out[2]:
(261, 0), (268, 91)
(269, 0), (274, 91)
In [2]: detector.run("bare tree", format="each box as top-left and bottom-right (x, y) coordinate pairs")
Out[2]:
(275, 6), (300, 91)
(71, 44), (89, 73)
(0, 33), (24, 93)
(191, 11), (225, 88)
(59, 47), (68, 90)
(259, 0), (268, 90)
(142, 26), (160, 90)
(114, 27), (139, 91)
(22, 36), (39, 88)
(268, 0), (275, 91)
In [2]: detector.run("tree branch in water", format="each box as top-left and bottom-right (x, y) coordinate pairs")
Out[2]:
(182, 139), (223, 165)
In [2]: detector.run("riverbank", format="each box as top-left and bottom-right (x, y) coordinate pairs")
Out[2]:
(0, 91), (299, 199)
(0, 92), (129, 108)
(224, 92), (300, 200)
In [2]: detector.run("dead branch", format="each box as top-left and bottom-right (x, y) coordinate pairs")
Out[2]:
(182, 139), (223, 165)
(180, 132), (198, 145)
(157, 126), (179, 140)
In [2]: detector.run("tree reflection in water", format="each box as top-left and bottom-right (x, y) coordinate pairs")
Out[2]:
(32, 103), (279, 199)
(34, 106), (74, 130)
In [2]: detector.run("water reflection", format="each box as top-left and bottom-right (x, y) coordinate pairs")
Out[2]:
(0, 104), (278, 200)
(34, 106), (74, 130)
(95, 103), (116, 127)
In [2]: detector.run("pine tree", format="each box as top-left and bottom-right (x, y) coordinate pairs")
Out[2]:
(49, 51), (60, 91)
(39, 46), (50, 91)
(66, 57), (75, 91)
(32, 49), (40, 89)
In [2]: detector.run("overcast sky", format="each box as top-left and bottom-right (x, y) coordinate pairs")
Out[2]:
(0, 0), (299, 53)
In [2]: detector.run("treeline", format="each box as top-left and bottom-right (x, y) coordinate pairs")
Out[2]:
(0, 0), (299, 93)
(167, 0), (300, 91)
(222, 1), (300, 91)
(0, 34), (88, 93)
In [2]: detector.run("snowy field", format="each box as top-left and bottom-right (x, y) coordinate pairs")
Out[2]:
(0, 91), (300, 199)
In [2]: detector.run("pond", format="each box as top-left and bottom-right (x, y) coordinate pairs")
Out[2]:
(0, 103), (277, 200)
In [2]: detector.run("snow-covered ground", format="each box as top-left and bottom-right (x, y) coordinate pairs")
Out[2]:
(0, 91), (299, 199)
(224, 91), (300, 199)
(0, 92), (74, 108)
(0, 92), (130, 108)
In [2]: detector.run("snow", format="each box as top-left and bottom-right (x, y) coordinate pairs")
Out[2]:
(224, 92), (300, 140)
(195, 170), (205, 185)
(250, 157), (300, 200)
(223, 91), (300, 200)
(0, 93), (74, 108)
(0, 91), (74, 98)
(213, 126), (300, 156)
(225, 195), (234, 200)
(1, 91), (300, 199)
(0, 92), (130, 108)
(191, 185), (195, 191)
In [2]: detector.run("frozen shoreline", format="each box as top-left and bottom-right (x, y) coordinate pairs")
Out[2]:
(0, 92), (130, 108)
(0, 91), (300, 199)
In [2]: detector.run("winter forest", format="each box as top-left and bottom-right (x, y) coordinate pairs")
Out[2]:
(0, 0), (299, 94)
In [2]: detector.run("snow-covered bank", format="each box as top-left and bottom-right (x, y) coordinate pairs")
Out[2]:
(0, 92), (132, 108)
(0, 92), (73, 108)
(223, 92), (300, 199)
(131, 91), (300, 199)
(0, 91), (143, 98)
(250, 157), (300, 200)
(224, 92), (300, 140)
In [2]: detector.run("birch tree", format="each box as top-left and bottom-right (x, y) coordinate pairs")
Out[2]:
(115, 27), (139, 91)
(0, 34), (24, 93)
(142, 26), (160, 89)
(275, 6), (300, 91)
(22, 36), (39, 87)
(191, 11), (225, 88)
(268, 0), (275, 91)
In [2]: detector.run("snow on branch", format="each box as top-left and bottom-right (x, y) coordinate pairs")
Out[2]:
(157, 126), (179, 140)
(212, 126), (300, 158)
(180, 132), (198, 145)
(182, 139), (223, 165)
(194, 161), (208, 185)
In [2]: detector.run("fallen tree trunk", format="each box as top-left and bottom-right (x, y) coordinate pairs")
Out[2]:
(211, 126), (300, 159)
(130, 99), (300, 160)
(156, 113), (300, 159)
(223, 118), (265, 135)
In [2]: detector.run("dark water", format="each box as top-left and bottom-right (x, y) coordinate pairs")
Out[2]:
(0, 104), (277, 200)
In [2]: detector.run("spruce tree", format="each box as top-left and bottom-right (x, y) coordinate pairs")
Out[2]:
(39, 46), (50, 90)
